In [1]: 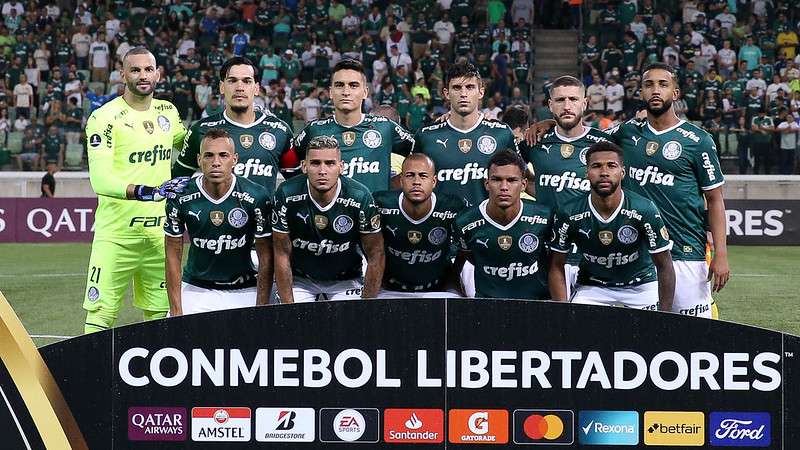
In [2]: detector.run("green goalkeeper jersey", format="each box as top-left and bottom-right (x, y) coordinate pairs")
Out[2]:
(292, 114), (415, 192)
(86, 97), (187, 239)
(551, 190), (673, 287)
(412, 115), (518, 207)
(606, 118), (724, 261)
(173, 111), (293, 193)
(272, 175), (382, 281)
(454, 199), (553, 300)
(373, 190), (466, 291)
(164, 175), (271, 289)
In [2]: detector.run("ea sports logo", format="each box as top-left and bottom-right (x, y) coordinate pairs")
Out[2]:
(334, 409), (365, 442)
(213, 409), (229, 424)
(524, 414), (564, 440)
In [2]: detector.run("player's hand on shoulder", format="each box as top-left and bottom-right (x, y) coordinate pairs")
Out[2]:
(524, 119), (556, 146)
(134, 176), (192, 201)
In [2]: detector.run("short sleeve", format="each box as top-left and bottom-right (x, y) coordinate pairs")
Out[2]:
(550, 210), (574, 253)
(173, 121), (201, 176)
(271, 186), (290, 233)
(692, 135), (725, 190)
(603, 119), (628, 144)
(253, 191), (272, 238)
(391, 120), (414, 156)
(452, 219), (469, 252)
(358, 191), (381, 233)
(643, 202), (673, 254)
(164, 198), (184, 237)
(410, 128), (423, 154)
(171, 105), (188, 149)
(291, 123), (312, 159)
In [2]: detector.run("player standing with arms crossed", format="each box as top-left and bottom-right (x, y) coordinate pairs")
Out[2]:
(164, 129), (273, 315)
(550, 141), (675, 311)
(293, 59), (414, 192)
(272, 136), (385, 302)
(82, 47), (190, 333)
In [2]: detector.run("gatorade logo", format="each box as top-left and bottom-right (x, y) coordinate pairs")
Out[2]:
(644, 411), (705, 446)
(513, 410), (574, 444)
(448, 409), (508, 444)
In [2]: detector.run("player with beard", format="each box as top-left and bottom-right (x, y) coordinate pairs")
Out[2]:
(518, 76), (610, 297)
(550, 141), (675, 310)
(531, 63), (728, 318)
(172, 57), (295, 193)
(293, 59), (414, 192)
(82, 47), (191, 333)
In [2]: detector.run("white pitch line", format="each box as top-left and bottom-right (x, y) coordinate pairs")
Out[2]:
(30, 335), (74, 339)
(0, 273), (84, 278)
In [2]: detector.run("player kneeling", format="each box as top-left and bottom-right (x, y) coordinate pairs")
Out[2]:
(374, 154), (466, 298)
(549, 141), (675, 311)
(272, 136), (384, 302)
(164, 129), (273, 315)
(454, 150), (553, 300)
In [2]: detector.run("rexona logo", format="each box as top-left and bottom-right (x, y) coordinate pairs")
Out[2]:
(127, 407), (186, 441)
(384, 408), (444, 443)
(644, 411), (704, 446)
(709, 412), (770, 447)
(191, 407), (251, 442)
(319, 408), (380, 443)
(448, 409), (509, 444)
(513, 409), (574, 445)
(255, 408), (315, 442)
(578, 411), (638, 445)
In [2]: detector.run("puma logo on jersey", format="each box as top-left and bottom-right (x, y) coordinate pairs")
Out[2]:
(386, 225), (398, 236)
(437, 163), (487, 184)
(578, 228), (591, 238)
(188, 210), (201, 221)
(296, 212), (310, 223)
(476, 238), (489, 248)
(234, 158), (274, 178)
(436, 138), (449, 148)
(631, 136), (641, 146)
(628, 165), (675, 186)
(541, 145), (552, 153)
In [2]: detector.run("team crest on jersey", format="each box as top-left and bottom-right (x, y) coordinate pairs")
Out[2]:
(560, 144), (574, 158)
(143, 120), (155, 134)
(579, 147), (589, 165)
(660, 226), (670, 241)
(240, 134), (254, 149)
(362, 129), (382, 148)
(599, 230), (613, 245)
(645, 141), (659, 156)
(210, 211), (224, 226)
(342, 131), (356, 146)
(314, 215), (329, 230)
(87, 286), (100, 303)
(518, 233), (539, 253)
(458, 139), (472, 153)
(498, 235), (513, 250)
(333, 215), (354, 233)
(89, 134), (101, 147)
(617, 225), (638, 244)
(258, 132), (276, 150)
(228, 207), (249, 228)
(371, 214), (381, 230)
(408, 230), (422, 244)
(157, 115), (170, 132)
(428, 227), (448, 245)
(477, 135), (497, 154)
(662, 141), (683, 160)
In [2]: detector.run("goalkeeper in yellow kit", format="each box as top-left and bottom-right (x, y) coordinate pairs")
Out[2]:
(83, 48), (190, 333)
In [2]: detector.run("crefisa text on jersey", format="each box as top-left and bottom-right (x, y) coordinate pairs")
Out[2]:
(118, 347), (780, 392)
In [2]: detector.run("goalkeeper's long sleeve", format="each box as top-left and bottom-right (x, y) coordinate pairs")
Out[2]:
(86, 113), (130, 199)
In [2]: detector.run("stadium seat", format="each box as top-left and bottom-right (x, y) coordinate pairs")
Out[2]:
(65, 143), (84, 168)
(6, 132), (24, 155)
(0, 130), (6, 146)
(77, 70), (91, 82)
(8, 108), (15, 123)
(88, 81), (106, 94)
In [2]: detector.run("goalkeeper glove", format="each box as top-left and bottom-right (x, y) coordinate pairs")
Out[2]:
(134, 177), (191, 201)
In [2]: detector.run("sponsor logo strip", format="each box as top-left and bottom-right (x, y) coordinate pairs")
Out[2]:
(191, 407), (251, 442)
(384, 408), (444, 443)
(644, 411), (704, 446)
(319, 408), (380, 443)
(709, 412), (770, 447)
(513, 409), (574, 445)
(128, 407), (187, 441)
(448, 409), (509, 444)
(578, 410), (639, 445)
(255, 407), (315, 442)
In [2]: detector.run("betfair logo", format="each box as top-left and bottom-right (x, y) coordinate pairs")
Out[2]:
(644, 411), (704, 446)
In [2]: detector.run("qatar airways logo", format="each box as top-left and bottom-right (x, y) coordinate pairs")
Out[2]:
(628, 166), (675, 187)
(539, 172), (590, 192)
(438, 163), (487, 184)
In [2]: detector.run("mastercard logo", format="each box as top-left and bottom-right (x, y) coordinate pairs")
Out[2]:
(513, 410), (574, 445)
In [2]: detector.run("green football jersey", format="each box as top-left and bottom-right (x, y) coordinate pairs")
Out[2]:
(272, 175), (382, 281)
(373, 191), (466, 291)
(292, 114), (415, 192)
(412, 115), (518, 207)
(454, 200), (553, 300)
(606, 118), (724, 261)
(173, 111), (293, 194)
(521, 127), (610, 265)
(551, 190), (672, 287)
(164, 175), (271, 289)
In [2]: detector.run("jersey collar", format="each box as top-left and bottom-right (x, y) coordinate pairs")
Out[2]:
(555, 125), (590, 143)
(646, 118), (685, 136)
(307, 178), (342, 212)
(197, 175), (237, 204)
(447, 113), (484, 134)
(399, 192), (437, 225)
(479, 199), (523, 231)
(333, 113), (365, 128)
(223, 110), (267, 129)
(588, 190), (625, 224)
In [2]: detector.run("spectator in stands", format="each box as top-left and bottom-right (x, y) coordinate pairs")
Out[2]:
(301, 87), (322, 122)
(751, 108), (775, 174)
(12, 73), (33, 119)
(777, 108), (799, 174)
(15, 128), (38, 170)
(71, 25), (91, 70)
(604, 76), (624, 116)
(41, 124), (64, 171)
(739, 36), (763, 70)
(90, 32), (110, 82)
(587, 74), (606, 113)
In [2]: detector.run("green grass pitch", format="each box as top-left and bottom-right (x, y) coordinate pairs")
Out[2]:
(1, 243), (798, 346)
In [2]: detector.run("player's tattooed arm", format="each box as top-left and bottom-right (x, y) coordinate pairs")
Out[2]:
(704, 187), (730, 293)
(548, 252), (569, 301)
(272, 232), (294, 304)
(255, 238), (274, 306)
(165, 236), (184, 316)
(360, 232), (385, 299)
(651, 249), (675, 312)
(524, 119), (556, 146)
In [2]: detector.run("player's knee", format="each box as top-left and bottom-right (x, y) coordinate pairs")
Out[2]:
(84, 308), (118, 334)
